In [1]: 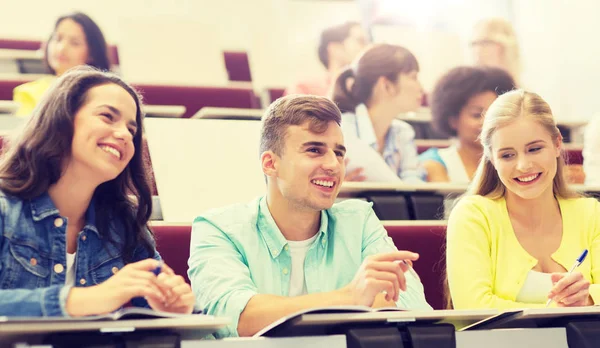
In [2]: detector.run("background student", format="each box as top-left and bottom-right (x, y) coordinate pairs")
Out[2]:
(447, 90), (600, 309)
(331, 43), (425, 182)
(470, 17), (521, 85)
(285, 21), (369, 97)
(13, 12), (111, 117)
(583, 117), (600, 185)
(419, 66), (515, 183)
(0, 67), (194, 316)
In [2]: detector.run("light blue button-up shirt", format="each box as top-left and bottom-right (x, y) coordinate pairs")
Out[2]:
(342, 104), (425, 182)
(188, 197), (431, 338)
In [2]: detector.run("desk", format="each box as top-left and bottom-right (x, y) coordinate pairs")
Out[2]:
(0, 100), (18, 115)
(145, 104), (186, 118)
(340, 183), (600, 220)
(182, 335), (346, 348)
(0, 49), (44, 75)
(1, 316), (230, 346)
(192, 106), (263, 120)
(455, 328), (567, 348)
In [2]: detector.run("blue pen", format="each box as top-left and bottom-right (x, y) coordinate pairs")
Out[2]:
(545, 249), (588, 307)
(152, 260), (163, 276)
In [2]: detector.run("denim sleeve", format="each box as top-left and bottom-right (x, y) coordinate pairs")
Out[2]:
(188, 218), (257, 338)
(0, 283), (72, 316)
(360, 206), (432, 310)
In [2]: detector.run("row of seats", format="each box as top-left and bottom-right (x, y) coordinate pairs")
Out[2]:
(0, 79), (262, 118)
(0, 38), (253, 83)
(152, 223), (448, 310)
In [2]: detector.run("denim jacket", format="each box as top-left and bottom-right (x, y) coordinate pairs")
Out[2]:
(0, 191), (160, 316)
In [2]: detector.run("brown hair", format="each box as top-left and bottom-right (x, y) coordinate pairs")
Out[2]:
(260, 95), (342, 156)
(318, 21), (362, 68)
(431, 66), (515, 137)
(0, 66), (153, 262)
(44, 12), (111, 74)
(331, 44), (419, 113)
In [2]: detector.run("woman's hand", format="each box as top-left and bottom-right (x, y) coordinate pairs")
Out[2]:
(147, 263), (196, 314)
(548, 272), (593, 307)
(66, 259), (167, 316)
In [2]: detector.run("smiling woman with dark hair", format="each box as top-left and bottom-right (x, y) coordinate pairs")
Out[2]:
(0, 66), (195, 317)
(13, 12), (112, 117)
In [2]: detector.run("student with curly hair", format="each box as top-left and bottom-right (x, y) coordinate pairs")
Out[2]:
(419, 66), (515, 183)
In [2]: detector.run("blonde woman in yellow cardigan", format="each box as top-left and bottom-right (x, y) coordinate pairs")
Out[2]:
(447, 89), (600, 309)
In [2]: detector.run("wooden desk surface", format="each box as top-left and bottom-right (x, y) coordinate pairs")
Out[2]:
(145, 104), (186, 118)
(193, 106), (263, 120)
(0, 48), (42, 60)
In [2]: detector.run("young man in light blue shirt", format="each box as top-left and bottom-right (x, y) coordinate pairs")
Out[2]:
(188, 95), (431, 338)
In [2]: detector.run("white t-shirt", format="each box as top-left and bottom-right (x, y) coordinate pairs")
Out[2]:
(287, 234), (318, 297)
(65, 252), (76, 285)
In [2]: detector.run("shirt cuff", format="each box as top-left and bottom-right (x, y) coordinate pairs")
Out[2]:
(42, 285), (70, 317)
(216, 289), (257, 338)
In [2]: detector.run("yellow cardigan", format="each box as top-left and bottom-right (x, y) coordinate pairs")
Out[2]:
(447, 195), (600, 309)
(13, 76), (55, 117)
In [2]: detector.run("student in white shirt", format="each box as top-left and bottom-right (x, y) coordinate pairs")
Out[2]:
(330, 44), (425, 182)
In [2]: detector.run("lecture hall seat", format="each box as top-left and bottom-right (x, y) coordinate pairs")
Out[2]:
(133, 84), (261, 118)
(223, 51), (252, 82)
(386, 224), (447, 310)
(0, 38), (120, 66)
(153, 224), (192, 285)
(151, 223), (448, 309)
(0, 79), (26, 100)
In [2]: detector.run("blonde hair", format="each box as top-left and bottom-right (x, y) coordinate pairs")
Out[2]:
(466, 89), (579, 200)
(471, 17), (521, 84)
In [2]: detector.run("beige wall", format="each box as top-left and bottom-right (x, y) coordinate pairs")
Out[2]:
(3, 0), (599, 120)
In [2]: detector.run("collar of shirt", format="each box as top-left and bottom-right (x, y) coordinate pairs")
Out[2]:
(29, 192), (99, 236)
(353, 104), (399, 162)
(256, 196), (328, 259)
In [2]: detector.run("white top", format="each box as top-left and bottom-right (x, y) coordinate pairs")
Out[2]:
(341, 104), (425, 183)
(584, 117), (600, 185)
(515, 270), (553, 304)
(65, 252), (76, 286)
(287, 234), (318, 297)
(437, 145), (470, 184)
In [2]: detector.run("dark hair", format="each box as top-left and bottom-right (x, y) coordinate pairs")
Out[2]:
(431, 66), (515, 137)
(318, 21), (362, 68)
(260, 95), (342, 156)
(44, 12), (111, 74)
(0, 66), (153, 262)
(331, 44), (419, 113)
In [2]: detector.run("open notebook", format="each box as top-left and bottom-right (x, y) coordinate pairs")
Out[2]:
(0, 307), (204, 323)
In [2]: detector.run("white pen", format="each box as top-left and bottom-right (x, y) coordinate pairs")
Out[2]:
(545, 249), (588, 307)
(396, 259), (420, 281)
